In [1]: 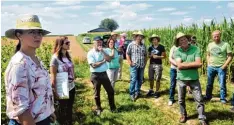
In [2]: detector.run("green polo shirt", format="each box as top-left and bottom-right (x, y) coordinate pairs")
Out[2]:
(175, 45), (201, 80)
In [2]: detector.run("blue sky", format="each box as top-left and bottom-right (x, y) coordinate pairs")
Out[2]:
(1, 0), (234, 36)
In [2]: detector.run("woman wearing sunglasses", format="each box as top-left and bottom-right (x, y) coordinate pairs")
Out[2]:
(5, 15), (56, 125)
(50, 36), (75, 125)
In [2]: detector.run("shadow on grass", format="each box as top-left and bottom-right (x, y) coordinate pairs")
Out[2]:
(188, 109), (234, 124)
(117, 104), (150, 112)
(75, 82), (89, 94)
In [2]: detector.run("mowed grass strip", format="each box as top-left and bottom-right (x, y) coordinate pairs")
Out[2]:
(73, 59), (234, 125)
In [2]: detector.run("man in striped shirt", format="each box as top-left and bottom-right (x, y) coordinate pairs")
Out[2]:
(126, 31), (147, 101)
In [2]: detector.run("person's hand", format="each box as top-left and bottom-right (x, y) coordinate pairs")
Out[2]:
(153, 55), (159, 59)
(128, 61), (133, 66)
(97, 46), (103, 51)
(53, 88), (60, 99)
(221, 65), (227, 70)
(50, 113), (56, 123)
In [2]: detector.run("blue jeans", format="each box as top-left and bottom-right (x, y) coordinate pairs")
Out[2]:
(169, 68), (177, 101)
(129, 66), (144, 95)
(205, 66), (227, 100)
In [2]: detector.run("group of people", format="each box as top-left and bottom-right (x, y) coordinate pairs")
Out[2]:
(4, 14), (234, 125)
(87, 29), (234, 125)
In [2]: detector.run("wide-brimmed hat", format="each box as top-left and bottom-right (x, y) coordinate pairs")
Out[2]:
(174, 32), (191, 47)
(149, 34), (160, 42)
(5, 14), (50, 39)
(111, 32), (119, 36)
(134, 31), (145, 38)
(120, 33), (127, 37)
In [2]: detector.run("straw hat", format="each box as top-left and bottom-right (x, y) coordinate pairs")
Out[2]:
(111, 32), (118, 36)
(134, 31), (145, 38)
(149, 34), (160, 42)
(5, 14), (50, 39)
(120, 33), (127, 37)
(174, 32), (191, 47)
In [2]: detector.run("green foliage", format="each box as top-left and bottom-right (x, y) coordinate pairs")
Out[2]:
(99, 18), (119, 32)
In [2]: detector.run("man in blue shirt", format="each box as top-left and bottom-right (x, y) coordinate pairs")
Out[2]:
(87, 36), (116, 115)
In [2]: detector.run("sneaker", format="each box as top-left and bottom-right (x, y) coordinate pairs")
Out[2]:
(220, 99), (227, 104)
(130, 95), (135, 102)
(95, 109), (102, 116)
(146, 90), (154, 97)
(154, 92), (160, 99)
(230, 106), (234, 112)
(203, 96), (212, 102)
(199, 120), (207, 125)
(134, 93), (141, 100)
(179, 115), (187, 123)
(168, 100), (173, 106)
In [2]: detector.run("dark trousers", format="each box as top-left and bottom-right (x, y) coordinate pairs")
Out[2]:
(9, 117), (51, 125)
(56, 87), (76, 125)
(90, 72), (115, 110)
(169, 68), (177, 101)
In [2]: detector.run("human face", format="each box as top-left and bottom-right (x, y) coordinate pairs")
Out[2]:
(135, 35), (143, 42)
(212, 31), (221, 43)
(94, 40), (103, 49)
(178, 36), (189, 49)
(18, 29), (43, 49)
(108, 40), (114, 49)
(62, 39), (70, 50)
(112, 34), (118, 40)
(152, 38), (159, 45)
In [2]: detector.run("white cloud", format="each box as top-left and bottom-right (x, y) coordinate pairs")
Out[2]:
(170, 11), (188, 15)
(89, 11), (104, 17)
(228, 2), (234, 9)
(183, 17), (193, 22)
(216, 5), (222, 9)
(54, 0), (81, 5)
(157, 7), (176, 12)
(120, 11), (137, 20)
(140, 16), (154, 22)
(96, 1), (121, 10)
(188, 6), (196, 9)
(67, 14), (79, 18)
(204, 19), (213, 23)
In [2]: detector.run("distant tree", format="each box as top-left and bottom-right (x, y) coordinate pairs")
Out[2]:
(99, 18), (119, 32)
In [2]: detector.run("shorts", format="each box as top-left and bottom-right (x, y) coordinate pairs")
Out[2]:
(148, 64), (163, 82)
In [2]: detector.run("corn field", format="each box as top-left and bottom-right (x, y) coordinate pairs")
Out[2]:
(124, 18), (234, 80)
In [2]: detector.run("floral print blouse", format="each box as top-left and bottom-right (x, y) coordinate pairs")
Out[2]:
(5, 51), (55, 123)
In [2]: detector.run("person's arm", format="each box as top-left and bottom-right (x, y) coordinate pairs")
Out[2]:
(101, 48), (111, 62)
(169, 47), (177, 66)
(222, 53), (233, 69)
(87, 50), (106, 68)
(177, 47), (202, 69)
(207, 52), (210, 66)
(126, 44), (133, 66)
(18, 110), (35, 125)
(109, 49), (115, 59)
(8, 64), (36, 125)
(221, 43), (233, 69)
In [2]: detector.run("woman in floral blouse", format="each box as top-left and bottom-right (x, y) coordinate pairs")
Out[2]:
(5, 15), (56, 125)
(50, 36), (75, 125)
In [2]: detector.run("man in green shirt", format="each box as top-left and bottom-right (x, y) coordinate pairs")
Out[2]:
(174, 32), (207, 125)
(204, 30), (233, 104)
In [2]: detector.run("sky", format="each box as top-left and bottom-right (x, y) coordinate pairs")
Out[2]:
(1, 0), (234, 36)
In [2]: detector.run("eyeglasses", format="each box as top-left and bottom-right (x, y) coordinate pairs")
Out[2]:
(25, 30), (44, 36)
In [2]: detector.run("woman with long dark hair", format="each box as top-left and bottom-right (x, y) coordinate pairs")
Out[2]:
(50, 36), (75, 125)
(5, 14), (56, 125)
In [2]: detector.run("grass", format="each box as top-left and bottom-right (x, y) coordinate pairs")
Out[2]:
(73, 34), (234, 125)
(72, 58), (234, 125)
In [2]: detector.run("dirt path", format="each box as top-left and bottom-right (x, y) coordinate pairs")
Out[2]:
(2, 36), (87, 60)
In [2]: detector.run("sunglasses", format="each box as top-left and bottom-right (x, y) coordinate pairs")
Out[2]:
(25, 30), (44, 36)
(64, 41), (70, 45)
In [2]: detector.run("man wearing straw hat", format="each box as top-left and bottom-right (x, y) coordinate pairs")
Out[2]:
(4, 14), (56, 125)
(174, 32), (207, 124)
(146, 34), (166, 99)
(204, 30), (233, 104)
(126, 31), (147, 101)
